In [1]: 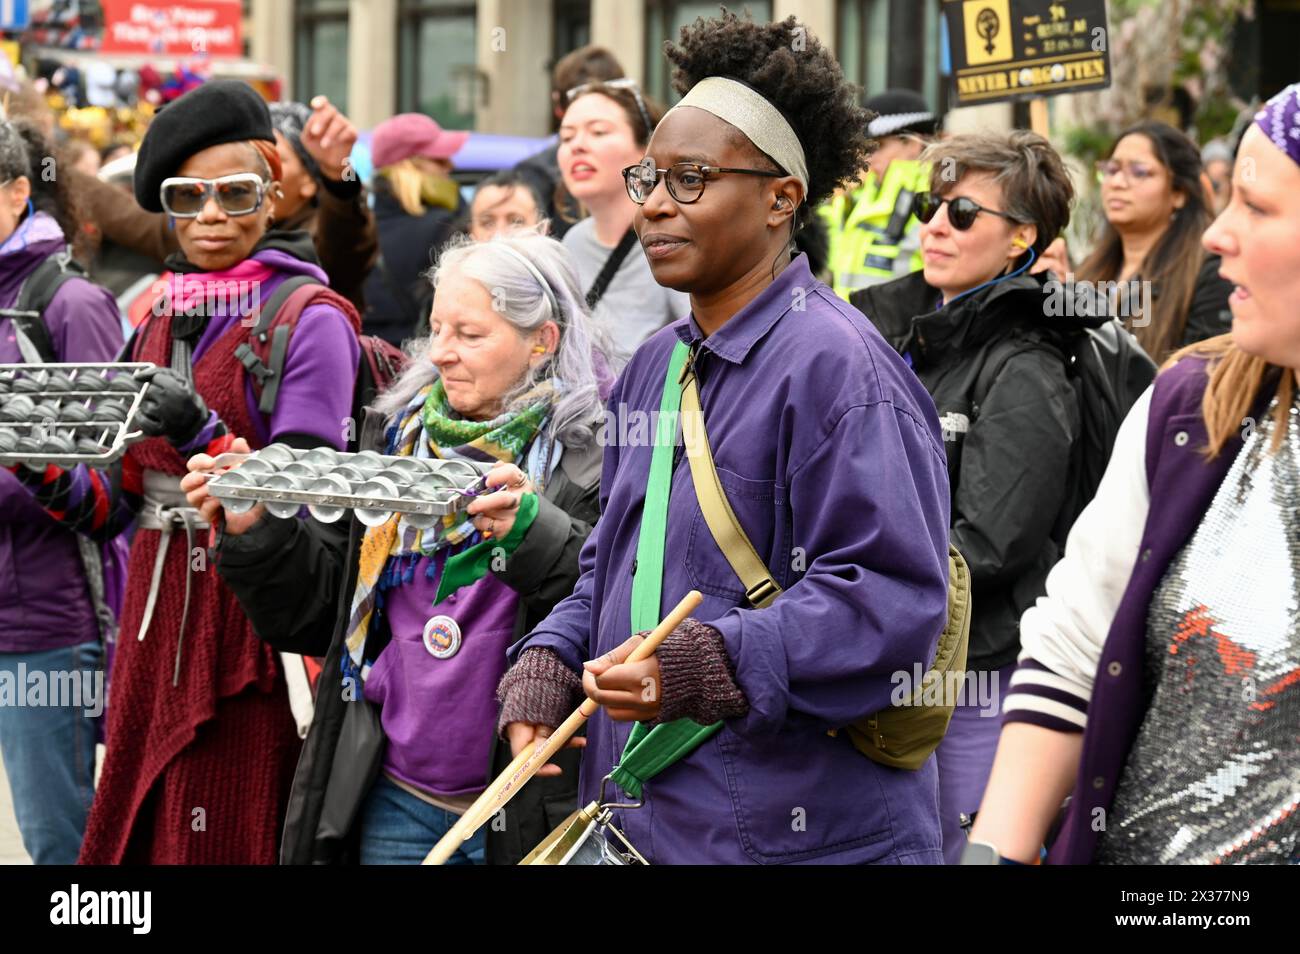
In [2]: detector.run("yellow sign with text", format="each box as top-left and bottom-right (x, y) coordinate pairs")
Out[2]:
(962, 0), (1013, 65)
(944, 0), (1112, 105)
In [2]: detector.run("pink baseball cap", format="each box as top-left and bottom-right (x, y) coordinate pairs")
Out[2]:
(370, 113), (470, 168)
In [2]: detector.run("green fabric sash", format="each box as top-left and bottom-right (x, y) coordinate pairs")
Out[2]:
(608, 341), (722, 801)
(434, 491), (539, 603)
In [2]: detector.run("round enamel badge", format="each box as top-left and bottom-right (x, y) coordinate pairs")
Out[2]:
(422, 615), (462, 659)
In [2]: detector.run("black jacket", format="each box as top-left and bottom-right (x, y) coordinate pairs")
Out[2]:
(1179, 254), (1234, 348)
(214, 406), (602, 864)
(853, 270), (1106, 670)
(362, 188), (460, 346)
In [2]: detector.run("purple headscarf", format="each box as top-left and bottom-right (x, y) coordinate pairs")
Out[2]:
(1253, 83), (1300, 167)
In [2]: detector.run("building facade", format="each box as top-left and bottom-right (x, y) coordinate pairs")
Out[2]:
(252, 0), (1007, 134)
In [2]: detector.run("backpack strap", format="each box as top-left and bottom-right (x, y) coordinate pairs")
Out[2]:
(233, 275), (320, 416)
(678, 345), (782, 609)
(0, 250), (83, 363)
(585, 228), (637, 310)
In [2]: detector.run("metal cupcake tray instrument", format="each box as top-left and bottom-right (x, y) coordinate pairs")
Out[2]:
(205, 444), (493, 527)
(0, 363), (155, 467)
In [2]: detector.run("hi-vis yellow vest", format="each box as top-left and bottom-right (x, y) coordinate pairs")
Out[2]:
(820, 159), (929, 300)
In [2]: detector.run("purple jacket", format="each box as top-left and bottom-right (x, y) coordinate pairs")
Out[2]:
(512, 255), (952, 864)
(0, 222), (124, 653)
(1048, 355), (1252, 863)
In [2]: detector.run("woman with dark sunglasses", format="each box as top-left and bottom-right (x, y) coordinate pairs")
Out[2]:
(851, 131), (1086, 864)
(1076, 122), (1232, 363)
(973, 84), (1300, 865)
(6, 80), (361, 863)
(495, 12), (952, 865)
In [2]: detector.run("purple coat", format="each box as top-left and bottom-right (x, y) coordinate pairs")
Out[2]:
(0, 224), (124, 653)
(1048, 354), (1255, 863)
(513, 255), (952, 864)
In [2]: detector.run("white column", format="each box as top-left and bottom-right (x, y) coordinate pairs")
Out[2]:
(944, 102), (1015, 135)
(250, 0), (294, 98)
(590, 0), (644, 87)
(348, 0), (398, 129)
(476, 0), (554, 135)
(773, 0), (836, 50)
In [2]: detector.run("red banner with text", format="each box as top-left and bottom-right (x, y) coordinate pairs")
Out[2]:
(99, 0), (243, 58)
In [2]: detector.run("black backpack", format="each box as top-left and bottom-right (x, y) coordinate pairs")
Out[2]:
(974, 319), (1156, 543)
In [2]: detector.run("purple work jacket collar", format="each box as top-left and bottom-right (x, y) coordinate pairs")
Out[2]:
(671, 254), (810, 363)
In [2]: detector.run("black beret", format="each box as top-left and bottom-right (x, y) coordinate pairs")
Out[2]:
(134, 80), (275, 213)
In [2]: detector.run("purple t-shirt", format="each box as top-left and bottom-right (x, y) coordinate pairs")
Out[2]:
(183, 248), (360, 448)
(363, 551), (521, 799)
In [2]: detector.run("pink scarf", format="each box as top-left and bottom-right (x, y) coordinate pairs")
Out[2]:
(158, 258), (276, 319)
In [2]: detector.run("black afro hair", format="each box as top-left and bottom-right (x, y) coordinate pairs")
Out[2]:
(663, 8), (873, 209)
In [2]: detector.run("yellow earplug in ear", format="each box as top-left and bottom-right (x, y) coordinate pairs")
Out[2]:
(1012, 237), (1029, 250)
(533, 346), (546, 355)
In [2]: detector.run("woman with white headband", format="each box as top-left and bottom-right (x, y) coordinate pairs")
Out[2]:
(497, 12), (952, 864)
(183, 231), (612, 864)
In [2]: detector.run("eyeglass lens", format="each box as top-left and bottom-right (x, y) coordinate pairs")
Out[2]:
(627, 163), (706, 204)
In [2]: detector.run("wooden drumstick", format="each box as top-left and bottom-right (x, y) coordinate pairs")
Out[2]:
(423, 589), (703, 865)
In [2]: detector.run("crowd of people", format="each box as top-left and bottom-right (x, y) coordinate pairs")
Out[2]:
(0, 9), (1296, 866)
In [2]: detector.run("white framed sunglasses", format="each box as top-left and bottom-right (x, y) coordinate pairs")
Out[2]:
(159, 173), (269, 218)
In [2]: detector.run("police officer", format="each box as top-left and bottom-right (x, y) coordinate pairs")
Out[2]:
(822, 89), (940, 299)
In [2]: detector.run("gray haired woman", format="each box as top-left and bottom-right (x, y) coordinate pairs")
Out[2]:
(182, 231), (610, 864)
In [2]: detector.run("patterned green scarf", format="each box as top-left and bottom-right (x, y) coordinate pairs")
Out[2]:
(420, 378), (553, 462)
(342, 378), (554, 681)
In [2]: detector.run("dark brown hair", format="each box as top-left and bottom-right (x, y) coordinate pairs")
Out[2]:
(920, 131), (1074, 259)
(5, 121), (95, 262)
(550, 45), (625, 132)
(663, 10), (872, 210)
(1077, 122), (1212, 363)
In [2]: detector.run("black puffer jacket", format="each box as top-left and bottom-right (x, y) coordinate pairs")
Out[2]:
(214, 405), (601, 864)
(362, 187), (460, 346)
(853, 270), (1108, 670)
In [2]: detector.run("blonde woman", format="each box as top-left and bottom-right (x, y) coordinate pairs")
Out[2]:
(969, 83), (1300, 865)
(362, 114), (468, 345)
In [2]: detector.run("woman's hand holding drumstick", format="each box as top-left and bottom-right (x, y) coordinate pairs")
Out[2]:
(424, 590), (703, 865)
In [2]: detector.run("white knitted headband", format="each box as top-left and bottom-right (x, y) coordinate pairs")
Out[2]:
(666, 76), (809, 196)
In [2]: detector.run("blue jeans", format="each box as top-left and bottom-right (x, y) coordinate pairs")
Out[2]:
(0, 640), (102, 864)
(358, 774), (485, 865)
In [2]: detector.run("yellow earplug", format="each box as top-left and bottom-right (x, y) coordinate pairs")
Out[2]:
(1012, 238), (1029, 250)
(533, 346), (546, 354)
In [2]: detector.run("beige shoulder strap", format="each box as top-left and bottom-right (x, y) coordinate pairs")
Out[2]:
(679, 361), (782, 609)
